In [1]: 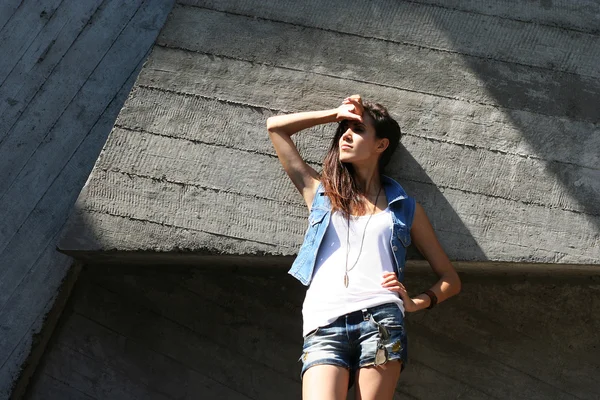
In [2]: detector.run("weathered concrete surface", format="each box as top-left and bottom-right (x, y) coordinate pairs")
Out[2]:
(412, 0), (600, 34)
(182, 0), (600, 77)
(0, 0), (174, 398)
(23, 2), (600, 398)
(59, 1), (600, 265)
(24, 265), (600, 399)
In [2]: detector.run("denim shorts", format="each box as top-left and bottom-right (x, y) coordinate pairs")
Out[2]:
(299, 303), (407, 385)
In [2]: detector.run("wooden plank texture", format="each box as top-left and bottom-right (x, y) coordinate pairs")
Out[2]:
(0, 0), (142, 193)
(0, 0), (24, 32)
(0, 0), (173, 254)
(0, 0), (104, 142)
(0, 53), (143, 314)
(0, 0), (175, 397)
(0, 0), (63, 83)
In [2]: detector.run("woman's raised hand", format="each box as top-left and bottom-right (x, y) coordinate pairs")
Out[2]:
(381, 272), (420, 312)
(336, 94), (364, 122)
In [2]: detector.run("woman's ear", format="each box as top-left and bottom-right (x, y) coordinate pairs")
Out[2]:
(377, 138), (390, 153)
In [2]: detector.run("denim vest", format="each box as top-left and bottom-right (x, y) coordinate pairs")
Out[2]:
(288, 175), (416, 286)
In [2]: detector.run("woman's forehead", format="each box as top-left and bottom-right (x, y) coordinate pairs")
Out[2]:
(361, 112), (376, 126)
(347, 113), (375, 128)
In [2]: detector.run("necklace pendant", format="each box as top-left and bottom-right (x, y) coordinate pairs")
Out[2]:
(344, 273), (349, 288)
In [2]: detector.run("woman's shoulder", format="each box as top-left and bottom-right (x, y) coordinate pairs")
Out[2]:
(382, 175), (414, 203)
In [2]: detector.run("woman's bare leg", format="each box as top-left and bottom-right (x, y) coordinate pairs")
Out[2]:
(303, 364), (350, 400)
(354, 360), (401, 400)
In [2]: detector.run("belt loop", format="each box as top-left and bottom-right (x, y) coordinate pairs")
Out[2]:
(361, 308), (369, 321)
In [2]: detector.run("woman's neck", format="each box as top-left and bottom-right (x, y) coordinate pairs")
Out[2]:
(353, 163), (381, 195)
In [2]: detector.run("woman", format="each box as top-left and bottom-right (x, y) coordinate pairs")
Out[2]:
(266, 95), (461, 399)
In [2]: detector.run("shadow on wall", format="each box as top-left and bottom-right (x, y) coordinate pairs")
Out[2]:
(388, 145), (487, 262)
(424, 3), (600, 231)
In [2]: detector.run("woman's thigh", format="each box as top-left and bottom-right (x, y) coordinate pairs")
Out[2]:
(354, 360), (402, 400)
(303, 364), (350, 400)
(300, 322), (351, 379)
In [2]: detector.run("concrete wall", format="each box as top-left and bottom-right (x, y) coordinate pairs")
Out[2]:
(0, 1), (174, 398)
(22, 0), (600, 399)
(58, 0), (600, 266)
(25, 264), (600, 399)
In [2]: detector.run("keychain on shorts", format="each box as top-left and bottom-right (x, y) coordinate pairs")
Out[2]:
(371, 315), (390, 365)
(375, 342), (389, 365)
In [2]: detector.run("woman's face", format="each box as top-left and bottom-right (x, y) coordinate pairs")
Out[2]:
(338, 113), (385, 165)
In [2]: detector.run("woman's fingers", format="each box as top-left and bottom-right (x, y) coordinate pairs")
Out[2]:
(381, 277), (398, 286)
(348, 94), (362, 104)
(345, 98), (364, 116)
(381, 272), (399, 282)
(337, 105), (363, 122)
(341, 111), (362, 122)
(381, 273), (409, 298)
(340, 95), (364, 118)
(343, 94), (362, 103)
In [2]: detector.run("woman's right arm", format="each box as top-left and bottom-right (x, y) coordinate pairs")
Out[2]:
(267, 109), (336, 208)
(266, 97), (364, 208)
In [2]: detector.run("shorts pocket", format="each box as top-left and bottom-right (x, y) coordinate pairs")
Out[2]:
(303, 327), (320, 342)
(370, 305), (404, 330)
(300, 327), (321, 358)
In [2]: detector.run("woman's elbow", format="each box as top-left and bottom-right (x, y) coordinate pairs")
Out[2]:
(451, 271), (462, 296)
(266, 116), (282, 133)
(442, 270), (461, 298)
(266, 116), (275, 132)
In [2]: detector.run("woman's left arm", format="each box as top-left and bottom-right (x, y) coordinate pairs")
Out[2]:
(382, 202), (462, 311)
(409, 202), (461, 310)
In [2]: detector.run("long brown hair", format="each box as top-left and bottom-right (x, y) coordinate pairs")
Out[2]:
(321, 101), (402, 216)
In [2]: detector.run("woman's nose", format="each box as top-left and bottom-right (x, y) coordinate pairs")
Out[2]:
(341, 130), (353, 142)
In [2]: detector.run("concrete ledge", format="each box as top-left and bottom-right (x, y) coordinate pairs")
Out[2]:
(55, 247), (600, 278)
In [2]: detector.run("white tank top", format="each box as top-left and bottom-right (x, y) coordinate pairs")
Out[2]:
(301, 208), (405, 336)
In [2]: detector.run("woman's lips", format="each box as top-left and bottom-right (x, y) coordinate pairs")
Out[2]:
(341, 145), (353, 150)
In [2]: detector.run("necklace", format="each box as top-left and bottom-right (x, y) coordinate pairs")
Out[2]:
(344, 186), (382, 288)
